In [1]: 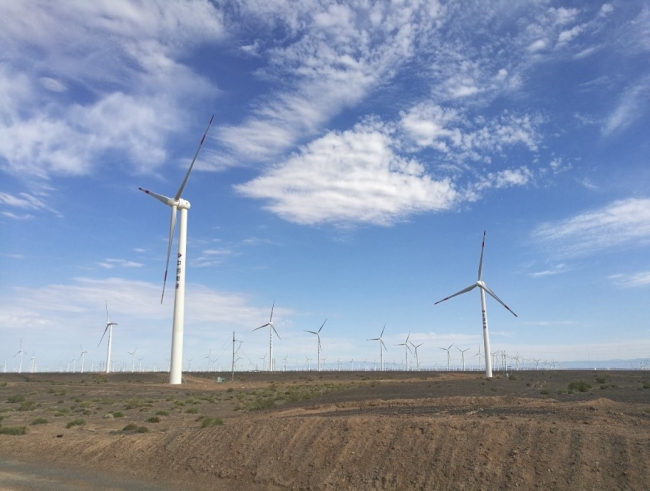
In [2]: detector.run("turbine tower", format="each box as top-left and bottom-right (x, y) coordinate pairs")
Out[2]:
(13, 340), (26, 374)
(139, 115), (213, 385)
(304, 319), (327, 372)
(434, 231), (517, 378)
(368, 324), (387, 372)
(410, 341), (423, 371)
(128, 348), (137, 373)
(79, 346), (88, 374)
(457, 347), (470, 371)
(99, 301), (118, 373)
(439, 344), (454, 371)
(254, 302), (280, 372)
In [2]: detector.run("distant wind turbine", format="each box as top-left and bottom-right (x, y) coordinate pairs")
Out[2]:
(396, 333), (412, 371)
(304, 319), (327, 372)
(128, 348), (137, 373)
(30, 352), (36, 373)
(99, 301), (118, 373)
(368, 324), (388, 372)
(410, 341), (423, 371)
(457, 347), (470, 371)
(13, 340), (26, 374)
(79, 346), (88, 374)
(139, 115), (214, 385)
(254, 302), (280, 372)
(439, 344), (454, 372)
(434, 231), (517, 378)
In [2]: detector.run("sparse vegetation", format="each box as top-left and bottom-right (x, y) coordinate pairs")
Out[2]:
(201, 417), (224, 428)
(156, 410), (169, 416)
(185, 407), (199, 414)
(112, 411), (125, 418)
(0, 426), (27, 435)
(146, 416), (161, 423)
(31, 417), (49, 425)
(6, 394), (26, 403)
(18, 400), (38, 411)
(568, 380), (591, 393)
(66, 418), (86, 428)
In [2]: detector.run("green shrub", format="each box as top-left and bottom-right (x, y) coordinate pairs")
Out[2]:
(185, 407), (198, 414)
(112, 411), (125, 418)
(135, 426), (149, 433)
(156, 410), (169, 416)
(0, 426), (27, 435)
(145, 416), (160, 423)
(30, 418), (48, 425)
(122, 424), (138, 431)
(540, 390), (550, 395)
(568, 380), (591, 393)
(6, 394), (26, 403)
(66, 418), (86, 429)
(595, 376), (606, 384)
(18, 401), (37, 411)
(201, 417), (224, 428)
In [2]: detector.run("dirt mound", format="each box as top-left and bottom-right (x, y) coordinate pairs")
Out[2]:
(1, 371), (649, 490)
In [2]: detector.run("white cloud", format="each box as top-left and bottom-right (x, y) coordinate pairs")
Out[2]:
(97, 259), (144, 269)
(39, 77), (66, 92)
(532, 198), (650, 256)
(609, 271), (650, 288)
(529, 264), (567, 278)
(602, 79), (650, 135)
(1, 211), (34, 220)
(235, 125), (457, 226)
(0, 191), (47, 210)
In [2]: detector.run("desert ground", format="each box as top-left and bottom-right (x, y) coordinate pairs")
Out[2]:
(0, 370), (648, 490)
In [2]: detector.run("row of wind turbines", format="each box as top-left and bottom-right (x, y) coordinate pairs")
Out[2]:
(132, 115), (516, 384)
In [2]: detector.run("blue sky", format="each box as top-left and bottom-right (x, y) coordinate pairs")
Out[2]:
(1, 0), (649, 373)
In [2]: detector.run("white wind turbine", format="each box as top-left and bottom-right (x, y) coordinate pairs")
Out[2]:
(139, 115), (214, 385)
(79, 346), (88, 374)
(368, 324), (388, 372)
(254, 302), (280, 372)
(99, 301), (118, 373)
(434, 231), (517, 378)
(304, 319), (327, 372)
(396, 333), (412, 371)
(14, 340), (26, 374)
(439, 344), (454, 371)
(410, 341), (423, 371)
(30, 352), (36, 373)
(128, 348), (137, 373)
(457, 347), (470, 371)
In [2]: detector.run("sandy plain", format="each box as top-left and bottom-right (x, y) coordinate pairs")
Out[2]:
(0, 370), (649, 490)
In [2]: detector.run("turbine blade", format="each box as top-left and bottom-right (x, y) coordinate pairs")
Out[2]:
(478, 230), (486, 281)
(254, 323), (270, 331)
(434, 284), (477, 305)
(105, 300), (110, 323)
(269, 301), (275, 322)
(380, 323), (386, 337)
(98, 324), (109, 347)
(271, 324), (281, 340)
(139, 187), (172, 206)
(380, 339), (387, 351)
(305, 330), (318, 335)
(448, 343), (454, 350)
(318, 319), (327, 333)
(161, 205), (178, 304)
(481, 284), (518, 317)
(368, 337), (379, 341)
(174, 114), (214, 201)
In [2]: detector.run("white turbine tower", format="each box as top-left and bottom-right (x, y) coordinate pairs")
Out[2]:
(254, 302), (280, 372)
(30, 352), (36, 373)
(410, 341), (423, 371)
(99, 301), (118, 374)
(139, 115), (214, 385)
(434, 231), (517, 378)
(304, 319), (327, 372)
(368, 324), (388, 372)
(128, 348), (137, 373)
(396, 333), (412, 371)
(457, 347), (470, 371)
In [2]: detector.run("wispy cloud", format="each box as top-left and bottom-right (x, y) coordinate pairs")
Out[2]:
(602, 78), (650, 135)
(96, 259), (144, 269)
(529, 264), (567, 278)
(609, 271), (650, 288)
(532, 198), (650, 256)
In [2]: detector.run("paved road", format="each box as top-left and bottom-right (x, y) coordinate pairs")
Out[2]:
(0, 458), (176, 491)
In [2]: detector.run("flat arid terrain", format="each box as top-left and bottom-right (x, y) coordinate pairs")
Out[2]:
(0, 370), (649, 490)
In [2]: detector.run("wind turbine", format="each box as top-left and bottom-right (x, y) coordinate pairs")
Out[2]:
(439, 344), (454, 371)
(434, 231), (517, 378)
(410, 341), (423, 371)
(396, 333), (412, 371)
(30, 352), (36, 373)
(128, 348), (137, 373)
(304, 319), (327, 372)
(79, 346), (88, 374)
(254, 302), (280, 372)
(368, 324), (388, 372)
(139, 114), (214, 385)
(457, 347), (470, 371)
(99, 301), (118, 373)
(13, 340), (26, 374)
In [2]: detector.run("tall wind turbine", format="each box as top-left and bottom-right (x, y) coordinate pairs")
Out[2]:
(99, 301), (118, 373)
(254, 302), (280, 372)
(410, 341), (423, 371)
(128, 348), (137, 373)
(139, 115), (214, 385)
(79, 346), (88, 374)
(396, 333), (412, 371)
(368, 324), (387, 372)
(434, 231), (517, 378)
(304, 319), (327, 372)
(457, 347), (470, 371)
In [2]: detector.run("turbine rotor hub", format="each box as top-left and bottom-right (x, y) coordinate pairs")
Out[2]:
(177, 198), (191, 210)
